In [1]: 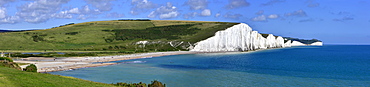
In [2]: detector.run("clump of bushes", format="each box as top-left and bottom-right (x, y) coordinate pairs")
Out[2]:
(112, 80), (165, 87)
(118, 51), (135, 54)
(104, 24), (200, 42)
(0, 57), (21, 70)
(65, 32), (79, 35)
(24, 64), (37, 72)
(0, 57), (13, 62)
(31, 35), (47, 42)
(0, 62), (21, 70)
(148, 80), (165, 87)
(63, 53), (97, 57)
(113, 82), (147, 87)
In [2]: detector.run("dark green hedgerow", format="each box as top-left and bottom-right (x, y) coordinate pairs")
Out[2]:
(105, 24), (200, 41)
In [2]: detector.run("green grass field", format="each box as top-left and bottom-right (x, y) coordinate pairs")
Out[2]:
(0, 20), (238, 52)
(0, 66), (115, 87)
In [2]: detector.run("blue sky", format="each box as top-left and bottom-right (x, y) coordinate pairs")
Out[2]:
(0, 0), (369, 44)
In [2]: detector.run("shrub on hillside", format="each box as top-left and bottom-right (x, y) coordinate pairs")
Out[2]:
(112, 82), (146, 87)
(24, 64), (37, 72)
(0, 57), (13, 62)
(112, 80), (165, 87)
(148, 80), (165, 87)
(0, 62), (21, 70)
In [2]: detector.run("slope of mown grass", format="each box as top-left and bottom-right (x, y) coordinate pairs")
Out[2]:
(0, 20), (238, 51)
(0, 66), (114, 87)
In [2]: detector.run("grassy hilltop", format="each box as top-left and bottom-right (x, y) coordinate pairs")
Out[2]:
(0, 20), (237, 52)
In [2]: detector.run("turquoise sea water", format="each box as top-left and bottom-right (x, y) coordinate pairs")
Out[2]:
(50, 45), (370, 86)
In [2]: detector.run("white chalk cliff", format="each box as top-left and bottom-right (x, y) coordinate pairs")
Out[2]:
(310, 42), (323, 46)
(291, 41), (306, 46)
(190, 23), (322, 52)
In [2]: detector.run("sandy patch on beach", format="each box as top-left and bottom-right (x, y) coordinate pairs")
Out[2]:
(14, 51), (197, 72)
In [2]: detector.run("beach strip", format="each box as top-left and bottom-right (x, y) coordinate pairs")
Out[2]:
(15, 51), (198, 72)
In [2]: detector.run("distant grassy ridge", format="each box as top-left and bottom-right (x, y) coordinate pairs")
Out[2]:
(0, 66), (115, 87)
(284, 37), (322, 44)
(0, 20), (238, 52)
(260, 33), (322, 44)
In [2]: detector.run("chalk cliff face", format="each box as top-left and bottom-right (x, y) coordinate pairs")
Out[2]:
(291, 41), (323, 46)
(284, 40), (292, 47)
(191, 23), (289, 52)
(190, 23), (322, 52)
(291, 41), (306, 46)
(310, 42), (323, 46)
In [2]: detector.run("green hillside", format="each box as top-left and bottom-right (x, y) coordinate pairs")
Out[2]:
(283, 37), (322, 44)
(0, 20), (237, 52)
(0, 66), (114, 87)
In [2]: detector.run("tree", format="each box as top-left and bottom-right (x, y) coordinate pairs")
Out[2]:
(24, 64), (37, 72)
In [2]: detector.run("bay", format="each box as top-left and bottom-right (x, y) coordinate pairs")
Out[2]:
(50, 45), (370, 86)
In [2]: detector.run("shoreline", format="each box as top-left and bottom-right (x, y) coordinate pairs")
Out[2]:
(14, 51), (199, 73)
(13, 47), (291, 73)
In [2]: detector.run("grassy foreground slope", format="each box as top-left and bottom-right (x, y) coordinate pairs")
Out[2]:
(0, 66), (114, 87)
(0, 20), (237, 52)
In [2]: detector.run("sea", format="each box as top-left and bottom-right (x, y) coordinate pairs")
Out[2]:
(49, 45), (370, 86)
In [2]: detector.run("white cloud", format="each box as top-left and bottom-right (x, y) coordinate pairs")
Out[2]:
(184, 0), (208, 10)
(148, 2), (179, 19)
(285, 10), (307, 17)
(131, 0), (157, 15)
(333, 17), (354, 22)
(77, 15), (87, 20)
(307, 3), (319, 7)
(67, 8), (80, 14)
(147, 12), (156, 18)
(261, 0), (285, 6)
(84, 0), (115, 11)
(52, 5), (101, 20)
(215, 13), (221, 18)
(51, 11), (73, 19)
(183, 12), (198, 19)
(225, 0), (250, 9)
(65, 6), (101, 15)
(0, 7), (6, 19)
(251, 15), (267, 22)
(1, 0), (112, 23)
(267, 14), (278, 19)
(200, 9), (211, 16)
(223, 13), (242, 19)
(0, 0), (16, 6)
(251, 14), (278, 22)
(76, 15), (95, 20)
(160, 11), (179, 19)
(299, 18), (314, 22)
(24, 14), (49, 23)
(306, 0), (320, 7)
(255, 10), (264, 15)
(105, 12), (125, 18)
(0, 16), (20, 24)
(16, 0), (71, 23)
